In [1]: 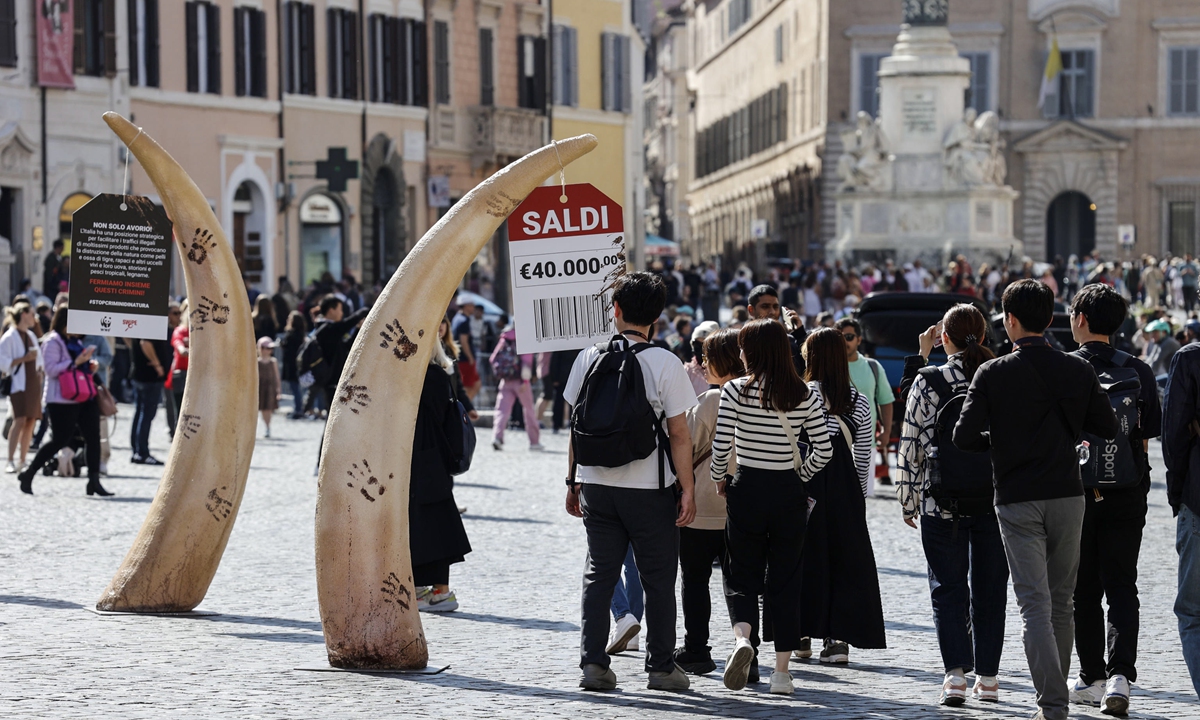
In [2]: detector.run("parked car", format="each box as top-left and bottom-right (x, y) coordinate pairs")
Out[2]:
(853, 292), (997, 392)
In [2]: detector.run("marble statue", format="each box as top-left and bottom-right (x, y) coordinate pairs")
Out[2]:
(944, 109), (1005, 187)
(837, 112), (893, 192)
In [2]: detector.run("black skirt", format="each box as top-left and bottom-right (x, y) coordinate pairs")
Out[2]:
(797, 431), (886, 649)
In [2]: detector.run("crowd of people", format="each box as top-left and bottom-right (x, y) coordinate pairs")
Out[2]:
(529, 269), (1200, 720)
(14, 239), (1200, 714)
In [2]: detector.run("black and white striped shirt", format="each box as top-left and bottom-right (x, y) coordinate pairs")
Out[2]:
(711, 377), (833, 481)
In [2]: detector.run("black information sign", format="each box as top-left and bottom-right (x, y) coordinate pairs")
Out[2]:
(67, 193), (173, 340)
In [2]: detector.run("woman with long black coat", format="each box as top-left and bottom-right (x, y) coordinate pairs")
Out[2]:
(797, 327), (886, 663)
(409, 330), (472, 614)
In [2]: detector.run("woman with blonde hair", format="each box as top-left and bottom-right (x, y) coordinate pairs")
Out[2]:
(0, 301), (43, 472)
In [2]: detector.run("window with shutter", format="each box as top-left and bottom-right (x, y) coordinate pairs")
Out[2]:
(412, 20), (428, 106)
(858, 53), (885, 116)
(1169, 47), (1200, 116)
(145, 0), (160, 87)
(601, 33), (611, 111)
(344, 12), (358, 100)
(103, 0), (116, 77)
(962, 51), (990, 112)
(396, 18), (409, 105)
(1058, 49), (1094, 118)
(368, 15), (380, 102)
(128, 0), (141, 85)
(0, 0), (14, 68)
(552, 25), (577, 107)
(302, 3), (316, 95)
(235, 7), (246, 96)
(328, 8), (339, 97)
(73, 1), (85, 74)
(205, 2), (220, 93)
(434, 20), (450, 104)
(532, 35), (546, 111)
(479, 27), (494, 106)
(186, 2), (200, 92)
(251, 9), (266, 97)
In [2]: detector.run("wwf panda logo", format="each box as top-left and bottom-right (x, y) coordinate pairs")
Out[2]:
(100, 316), (112, 331)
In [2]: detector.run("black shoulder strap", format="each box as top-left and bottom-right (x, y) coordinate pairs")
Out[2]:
(1110, 349), (1134, 368)
(918, 365), (954, 406)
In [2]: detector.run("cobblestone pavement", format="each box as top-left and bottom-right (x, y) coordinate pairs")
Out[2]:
(2, 408), (1196, 718)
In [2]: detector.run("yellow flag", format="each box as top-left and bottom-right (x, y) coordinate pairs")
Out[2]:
(1039, 38), (1063, 109)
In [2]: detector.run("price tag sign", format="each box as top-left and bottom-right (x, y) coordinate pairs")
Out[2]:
(67, 193), (174, 340)
(506, 183), (626, 353)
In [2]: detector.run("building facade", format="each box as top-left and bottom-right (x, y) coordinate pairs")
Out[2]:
(679, 0), (1200, 272)
(550, 0), (647, 268)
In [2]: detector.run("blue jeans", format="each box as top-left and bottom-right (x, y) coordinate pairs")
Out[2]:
(610, 545), (643, 622)
(1176, 505), (1200, 697)
(921, 513), (1009, 676)
(130, 380), (163, 458)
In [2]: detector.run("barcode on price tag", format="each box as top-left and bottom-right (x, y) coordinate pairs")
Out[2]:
(506, 183), (626, 353)
(532, 294), (614, 342)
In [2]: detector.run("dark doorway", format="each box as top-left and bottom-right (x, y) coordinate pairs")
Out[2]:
(1046, 191), (1096, 261)
(372, 168), (397, 283)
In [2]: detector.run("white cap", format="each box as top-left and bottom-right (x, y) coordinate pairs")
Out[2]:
(691, 321), (720, 343)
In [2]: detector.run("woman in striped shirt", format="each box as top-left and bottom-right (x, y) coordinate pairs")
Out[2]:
(711, 319), (832, 696)
(797, 327), (886, 665)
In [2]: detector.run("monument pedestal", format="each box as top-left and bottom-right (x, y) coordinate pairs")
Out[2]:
(827, 16), (1023, 267)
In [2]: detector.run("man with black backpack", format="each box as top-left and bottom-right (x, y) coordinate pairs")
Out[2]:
(1065, 284), (1160, 716)
(954, 280), (1117, 720)
(563, 272), (697, 693)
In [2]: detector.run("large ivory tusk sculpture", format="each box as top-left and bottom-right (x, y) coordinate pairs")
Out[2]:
(315, 135), (598, 668)
(96, 112), (258, 612)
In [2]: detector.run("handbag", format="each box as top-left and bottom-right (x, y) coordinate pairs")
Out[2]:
(96, 383), (118, 417)
(59, 367), (97, 403)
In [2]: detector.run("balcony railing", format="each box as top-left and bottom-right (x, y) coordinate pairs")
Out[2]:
(468, 106), (547, 167)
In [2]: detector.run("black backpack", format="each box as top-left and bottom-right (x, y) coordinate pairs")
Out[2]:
(571, 335), (674, 488)
(1073, 346), (1145, 489)
(296, 332), (330, 389)
(918, 367), (994, 516)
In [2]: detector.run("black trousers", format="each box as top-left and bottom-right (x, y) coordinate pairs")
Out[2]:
(724, 465), (807, 653)
(414, 561), (450, 587)
(27, 401), (101, 483)
(1074, 488), (1147, 684)
(679, 527), (730, 653)
(579, 483), (679, 673)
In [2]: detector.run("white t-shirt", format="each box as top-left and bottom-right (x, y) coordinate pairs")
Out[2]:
(564, 339), (698, 489)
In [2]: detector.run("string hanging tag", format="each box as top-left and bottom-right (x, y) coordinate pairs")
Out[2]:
(552, 140), (567, 203)
(119, 126), (144, 212)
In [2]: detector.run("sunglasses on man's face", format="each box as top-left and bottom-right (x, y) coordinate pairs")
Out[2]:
(843, 333), (858, 342)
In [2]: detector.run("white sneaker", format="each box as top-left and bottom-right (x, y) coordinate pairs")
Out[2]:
(940, 672), (968, 707)
(626, 634), (639, 652)
(769, 670), (794, 695)
(1103, 674), (1130, 716)
(1069, 676), (1105, 707)
(972, 675), (999, 703)
(606, 613), (641, 654)
(421, 588), (458, 613)
(529, 443), (545, 451)
(415, 586), (433, 610)
(723, 637), (754, 691)
(3, 461), (14, 473)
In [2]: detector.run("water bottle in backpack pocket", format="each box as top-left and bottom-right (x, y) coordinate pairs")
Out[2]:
(919, 367), (994, 516)
(1074, 348), (1145, 489)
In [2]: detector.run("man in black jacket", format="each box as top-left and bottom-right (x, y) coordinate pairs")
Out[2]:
(1163, 339), (1200, 697)
(313, 294), (370, 404)
(1065, 285), (1159, 715)
(954, 279), (1117, 720)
